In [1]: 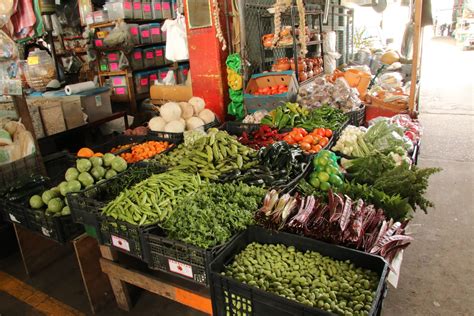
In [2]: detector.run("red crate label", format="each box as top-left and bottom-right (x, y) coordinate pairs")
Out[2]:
(183, 69), (189, 76)
(133, 2), (141, 9)
(108, 53), (118, 61)
(162, 2), (170, 10)
(115, 87), (126, 95)
(160, 72), (167, 79)
(168, 259), (193, 278)
(150, 74), (158, 81)
(130, 27), (139, 35)
(113, 77), (123, 85)
(110, 63), (119, 71)
(146, 51), (154, 59)
(133, 51), (142, 59)
(94, 39), (103, 47)
(111, 235), (130, 252)
(124, 1), (132, 9)
(155, 50), (163, 57)
(151, 28), (161, 35)
(140, 78), (149, 86)
(143, 4), (151, 12)
(141, 30), (150, 38)
(154, 3), (161, 10)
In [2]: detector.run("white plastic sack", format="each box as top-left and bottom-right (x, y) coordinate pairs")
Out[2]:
(323, 31), (337, 53)
(162, 70), (176, 85)
(324, 51), (341, 74)
(162, 13), (189, 62)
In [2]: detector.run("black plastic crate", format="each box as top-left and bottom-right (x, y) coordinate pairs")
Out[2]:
(148, 118), (220, 142)
(221, 122), (261, 137)
(0, 153), (43, 189)
(345, 104), (366, 127)
(67, 163), (166, 258)
(144, 228), (233, 287)
(210, 226), (389, 316)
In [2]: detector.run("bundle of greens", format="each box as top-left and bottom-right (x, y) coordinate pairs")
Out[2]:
(161, 182), (266, 248)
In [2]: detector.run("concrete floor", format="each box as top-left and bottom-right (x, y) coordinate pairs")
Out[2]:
(0, 37), (472, 316)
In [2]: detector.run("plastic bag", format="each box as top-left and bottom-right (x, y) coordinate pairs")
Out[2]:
(0, 0), (14, 28)
(162, 70), (176, 85)
(162, 13), (189, 62)
(104, 21), (133, 51)
(378, 72), (403, 90)
(0, 30), (18, 61)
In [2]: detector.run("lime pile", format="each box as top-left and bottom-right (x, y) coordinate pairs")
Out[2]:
(308, 150), (344, 191)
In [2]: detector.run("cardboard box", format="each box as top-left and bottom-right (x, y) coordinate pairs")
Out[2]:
(244, 71), (298, 113)
(150, 85), (193, 104)
(78, 88), (113, 122)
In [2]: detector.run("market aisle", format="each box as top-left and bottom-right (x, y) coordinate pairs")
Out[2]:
(383, 37), (474, 315)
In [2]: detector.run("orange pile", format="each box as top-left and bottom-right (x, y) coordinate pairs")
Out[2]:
(283, 127), (332, 154)
(120, 141), (172, 163)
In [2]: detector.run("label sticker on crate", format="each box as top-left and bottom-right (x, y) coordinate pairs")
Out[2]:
(111, 235), (130, 252)
(151, 28), (161, 35)
(150, 74), (158, 81)
(95, 95), (103, 107)
(8, 213), (20, 223)
(113, 77), (124, 85)
(130, 27), (139, 35)
(133, 51), (142, 59)
(141, 30), (150, 38)
(146, 51), (154, 59)
(163, 2), (171, 10)
(108, 53), (118, 61)
(143, 4), (151, 12)
(110, 63), (119, 71)
(41, 227), (51, 237)
(94, 39), (103, 47)
(133, 2), (141, 9)
(154, 3), (161, 10)
(140, 78), (149, 86)
(168, 259), (193, 278)
(115, 87), (126, 95)
(124, 1), (132, 9)
(155, 50), (163, 57)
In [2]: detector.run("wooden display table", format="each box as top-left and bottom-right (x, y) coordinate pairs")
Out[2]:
(99, 245), (213, 315)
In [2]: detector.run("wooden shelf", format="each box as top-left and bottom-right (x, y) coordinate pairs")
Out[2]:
(95, 42), (166, 52)
(90, 18), (165, 29)
(264, 40), (323, 50)
(99, 70), (128, 76)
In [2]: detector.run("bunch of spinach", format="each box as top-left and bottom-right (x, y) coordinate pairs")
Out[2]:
(161, 182), (266, 248)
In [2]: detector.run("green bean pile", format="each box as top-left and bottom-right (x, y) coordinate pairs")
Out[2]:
(101, 170), (203, 225)
(224, 243), (380, 316)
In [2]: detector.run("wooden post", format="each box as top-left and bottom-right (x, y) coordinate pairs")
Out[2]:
(73, 234), (113, 314)
(408, 0), (424, 113)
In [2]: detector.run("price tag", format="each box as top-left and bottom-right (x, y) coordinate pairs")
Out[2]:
(146, 51), (154, 59)
(168, 259), (193, 278)
(133, 51), (142, 59)
(130, 27), (139, 35)
(115, 87), (126, 95)
(140, 78), (148, 86)
(111, 235), (130, 252)
(27, 56), (39, 65)
(162, 2), (170, 10)
(155, 50), (163, 57)
(95, 95), (103, 107)
(124, 1), (132, 9)
(133, 2), (141, 10)
(113, 77), (123, 85)
(9, 213), (20, 223)
(151, 28), (161, 35)
(41, 227), (51, 237)
(110, 63), (119, 71)
(95, 39), (103, 47)
(143, 4), (151, 12)
(141, 30), (150, 38)
(154, 3), (161, 10)
(100, 64), (108, 71)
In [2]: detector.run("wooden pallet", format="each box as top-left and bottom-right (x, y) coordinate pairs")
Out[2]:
(99, 245), (213, 315)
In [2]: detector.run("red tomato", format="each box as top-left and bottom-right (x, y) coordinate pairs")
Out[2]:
(283, 135), (296, 145)
(292, 132), (303, 142)
(325, 129), (333, 137)
(302, 135), (315, 144)
(315, 128), (326, 137)
(312, 144), (322, 152)
(319, 137), (329, 147)
(300, 142), (311, 151)
(296, 128), (308, 136)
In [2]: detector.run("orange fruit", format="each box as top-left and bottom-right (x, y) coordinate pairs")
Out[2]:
(77, 147), (94, 158)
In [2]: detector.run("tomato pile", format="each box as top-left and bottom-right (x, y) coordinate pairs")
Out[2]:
(282, 127), (332, 154)
(252, 85), (288, 96)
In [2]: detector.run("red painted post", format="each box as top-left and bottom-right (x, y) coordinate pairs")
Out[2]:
(184, 0), (230, 121)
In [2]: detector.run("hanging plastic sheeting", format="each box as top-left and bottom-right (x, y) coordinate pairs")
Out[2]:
(162, 13), (188, 62)
(0, 30), (18, 61)
(323, 31), (341, 75)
